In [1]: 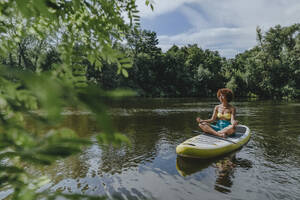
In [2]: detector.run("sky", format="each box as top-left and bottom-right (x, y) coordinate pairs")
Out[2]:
(136, 0), (300, 58)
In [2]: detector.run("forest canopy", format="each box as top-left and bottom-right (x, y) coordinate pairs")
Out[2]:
(2, 23), (299, 99)
(95, 24), (300, 99)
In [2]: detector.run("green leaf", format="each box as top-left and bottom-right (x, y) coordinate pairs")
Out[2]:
(117, 67), (121, 75)
(121, 63), (132, 68)
(122, 68), (128, 77)
(12, 186), (36, 200)
(33, 0), (51, 17)
(16, 0), (32, 17)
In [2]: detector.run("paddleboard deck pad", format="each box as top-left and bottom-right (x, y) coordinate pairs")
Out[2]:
(176, 125), (250, 159)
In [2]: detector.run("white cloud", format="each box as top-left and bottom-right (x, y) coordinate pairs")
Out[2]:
(179, 5), (209, 29)
(158, 26), (257, 57)
(139, 0), (300, 57)
(136, 0), (200, 19)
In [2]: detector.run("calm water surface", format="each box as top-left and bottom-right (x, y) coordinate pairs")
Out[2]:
(13, 99), (300, 199)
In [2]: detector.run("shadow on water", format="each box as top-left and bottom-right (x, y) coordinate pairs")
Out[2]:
(176, 151), (253, 194)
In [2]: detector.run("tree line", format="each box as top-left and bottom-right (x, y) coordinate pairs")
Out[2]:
(2, 24), (299, 99)
(96, 24), (300, 99)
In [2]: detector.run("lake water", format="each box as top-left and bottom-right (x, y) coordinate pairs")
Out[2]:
(15, 98), (300, 199)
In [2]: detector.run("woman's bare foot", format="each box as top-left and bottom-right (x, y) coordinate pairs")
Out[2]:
(217, 131), (226, 137)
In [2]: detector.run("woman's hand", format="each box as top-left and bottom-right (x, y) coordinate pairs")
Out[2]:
(232, 120), (239, 126)
(196, 117), (203, 123)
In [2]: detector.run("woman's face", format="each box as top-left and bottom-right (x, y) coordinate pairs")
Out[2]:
(218, 93), (227, 103)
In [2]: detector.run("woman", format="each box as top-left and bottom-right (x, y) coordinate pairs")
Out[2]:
(196, 88), (238, 137)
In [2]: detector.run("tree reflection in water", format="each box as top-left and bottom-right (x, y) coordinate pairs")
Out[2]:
(214, 154), (236, 193)
(176, 152), (252, 194)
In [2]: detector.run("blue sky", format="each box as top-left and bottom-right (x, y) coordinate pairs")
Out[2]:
(136, 0), (300, 58)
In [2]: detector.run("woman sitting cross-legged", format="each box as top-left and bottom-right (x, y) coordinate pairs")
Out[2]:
(196, 88), (238, 138)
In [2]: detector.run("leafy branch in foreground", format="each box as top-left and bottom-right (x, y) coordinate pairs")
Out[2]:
(0, 0), (153, 199)
(0, 64), (136, 199)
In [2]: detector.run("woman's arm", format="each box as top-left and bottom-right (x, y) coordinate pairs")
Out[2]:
(197, 106), (218, 123)
(230, 107), (238, 126)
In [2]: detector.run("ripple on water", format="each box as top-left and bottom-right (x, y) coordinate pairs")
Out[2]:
(19, 99), (300, 200)
(109, 107), (215, 117)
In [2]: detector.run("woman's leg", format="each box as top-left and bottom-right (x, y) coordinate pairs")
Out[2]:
(218, 125), (236, 136)
(199, 122), (223, 137)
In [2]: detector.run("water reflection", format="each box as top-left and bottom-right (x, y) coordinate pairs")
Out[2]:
(176, 152), (253, 194)
(10, 98), (300, 200)
(214, 156), (235, 193)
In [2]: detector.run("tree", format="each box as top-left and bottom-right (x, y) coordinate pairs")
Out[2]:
(223, 24), (300, 99)
(126, 29), (162, 57)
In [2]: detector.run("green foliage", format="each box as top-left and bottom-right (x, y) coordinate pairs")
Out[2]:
(0, 0), (156, 199)
(87, 23), (300, 99)
(226, 24), (300, 99)
(0, 66), (136, 199)
(89, 41), (227, 97)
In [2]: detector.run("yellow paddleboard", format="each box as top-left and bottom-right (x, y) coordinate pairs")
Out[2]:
(176, 125), (251, 159)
